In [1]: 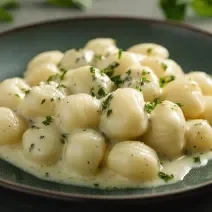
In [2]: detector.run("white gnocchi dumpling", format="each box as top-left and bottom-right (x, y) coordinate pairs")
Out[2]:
(62, 66), (113, 98)
(119, 64), (160, 102)
(127, 43), (169, 59)
(27, 51), (64, 70)
(55, 94), (100, 133)
(161, 78), (204, 119)
(18, 84), (65, 118)
(107, 141), (160, 181)
(203, 96), (212, 125)
(185, 119), (212, 154)
(0, 77), (30, 110)
(84, 38), (118, 56)
(140, 56), (175, 78)
(22, 126), (62, 165)
(59, 48), (94, 70)
(142, 100), (186, 159)
(24, 63), (60, 86)
(165, 59), (184, 78)
(100, 88), (148, 141)
(64, 129), (106, 176)
(186, 71), (212, 95)
(95, 51), (141, 77)
(0, 107), (27, 145)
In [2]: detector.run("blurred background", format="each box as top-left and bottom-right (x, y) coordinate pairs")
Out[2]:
(0, 0), (212, 33)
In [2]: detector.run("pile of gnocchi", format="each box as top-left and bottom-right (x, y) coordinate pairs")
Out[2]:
(0, 38), (212, 188)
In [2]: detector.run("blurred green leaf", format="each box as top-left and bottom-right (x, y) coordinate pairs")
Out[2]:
(46, 0), (92, 9)
(159, 0), (188, 20)
(191, 0), (212, 16)
(0, 7), (13, 22)
(0, 0), (19, 9)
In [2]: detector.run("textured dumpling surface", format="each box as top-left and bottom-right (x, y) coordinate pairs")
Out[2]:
(127, 43), (169, 59)
(185, 119), (212, 154)
(0, 78), (30, 110)
(161, 78), (204, 119)
(107, 141), (160, 180)
(18, 83), (65, 118)
(143, 100), (186, 159)
(64, 129), (106, 176)
(100, 88), (148, 140)
(0, 107), (27, 145)
(62, 66), (114, 98)
(55, 94), (100, 133)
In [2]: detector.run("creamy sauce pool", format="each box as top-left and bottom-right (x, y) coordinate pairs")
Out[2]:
(0, 145), (211, 189)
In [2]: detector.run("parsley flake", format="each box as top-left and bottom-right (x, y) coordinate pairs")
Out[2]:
(101, 62), (120, 77)
(111, 75), (123, 88)
(107, 109), (112, 117)
(41, 99), (46, 105)
(161, 62), (168, 71)
(118, 48), (123, 59)
(147, 48), (153, 54)
(15, 94), (20, 98)
(42, 116), (53, 126)
(90, 66), (96, 80)
(29, 143), (35, 152)
(176, 102), (183, 108)
(101, 94), (113, 112)
(98, 87), (107, 98)
(90, 87), (95, 97)
(159, 75), (175, 88)
(158, 171), (174, 182)
(193, 156), (201, 163)
(144, 98), (162, 114)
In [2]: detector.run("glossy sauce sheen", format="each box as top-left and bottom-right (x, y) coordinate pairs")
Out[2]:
(0, 145), (211, 189)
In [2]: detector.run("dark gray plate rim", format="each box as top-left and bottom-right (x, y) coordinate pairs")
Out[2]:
(0, 16), (212, 202)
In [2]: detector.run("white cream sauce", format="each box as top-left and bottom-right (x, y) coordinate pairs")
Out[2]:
(0, 144), (211, 189)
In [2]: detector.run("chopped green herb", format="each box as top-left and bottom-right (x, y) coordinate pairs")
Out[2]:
(40, 136), (45, 139)
(94, 183), (99, 188)
(136, 85), (142, 92)
(42, 116), (53, 126)
(161, 62), (168, 71)
(101, 94), (113, 112)
(144, 98), (162, 114)
(191, 0), (212, 18)
(159, 75), (176, 88)
(147, 48), (153, 54)
(98, 87), (107, 98)
(29, 143), (35, 152)
(60, 69), (67, 80)
(47, 73), (61, 83)
(41, 99), (46, 105)
(158, 171), (174, 182)
(142, 70), (149, 75)
(90, 87), (95, 97)
(141, 77), (151, 84)
(118, 48), (123, 59)
(90, 66), (96, 80)
(107, 109), (112, 117)
(45, 172), (49, 177)
(193, 156), (201, 163)
(176, 102), (183, 107)
(101, 62), (120, 77)
(57, 84), (67, 89)
(31, 125), (39, 129)
(1, 0), (20, 9)
(111, 75), (123, 88)
(0, 7), (12, 22)
(15, 94), (20, 98)
(159, 0), (187, 21)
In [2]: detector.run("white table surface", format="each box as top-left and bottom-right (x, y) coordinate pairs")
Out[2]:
(0, 0), (212, 33)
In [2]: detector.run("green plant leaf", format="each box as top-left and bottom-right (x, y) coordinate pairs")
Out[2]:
(0, 0), (19, 9)
(0, 7), (13, 22)
(46, 0), (92, 9)
(191, 0), (212, 17)
(159, 0), (188, 20)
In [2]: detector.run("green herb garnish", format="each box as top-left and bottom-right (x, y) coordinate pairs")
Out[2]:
(42, 116), (53, 126)
(176, 102), (183, 107)
(158, 171), (174, 182)
(161, 62), (168, 71)
(107, 109), (112, 117)
(15, 94), (20, 98)
(144, 98), (162, 114)
(193, 156), (201, 163)
(147, 48), (153, 54)
(118, 48), (123, 59)
(159, 75), (175, 88)
(90, 87), (95, 97)
(98, 87), (107, 98)
(29, 143), (35, 152)
(90, 66), (96, 80)
(111, 75), (123, 88)
(41, 99), (46, 105)
(101, 94), (113, 111)
(101, 62), (120, 77)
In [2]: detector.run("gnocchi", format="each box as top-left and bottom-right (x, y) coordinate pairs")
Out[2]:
(0, 38), (212, 190)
